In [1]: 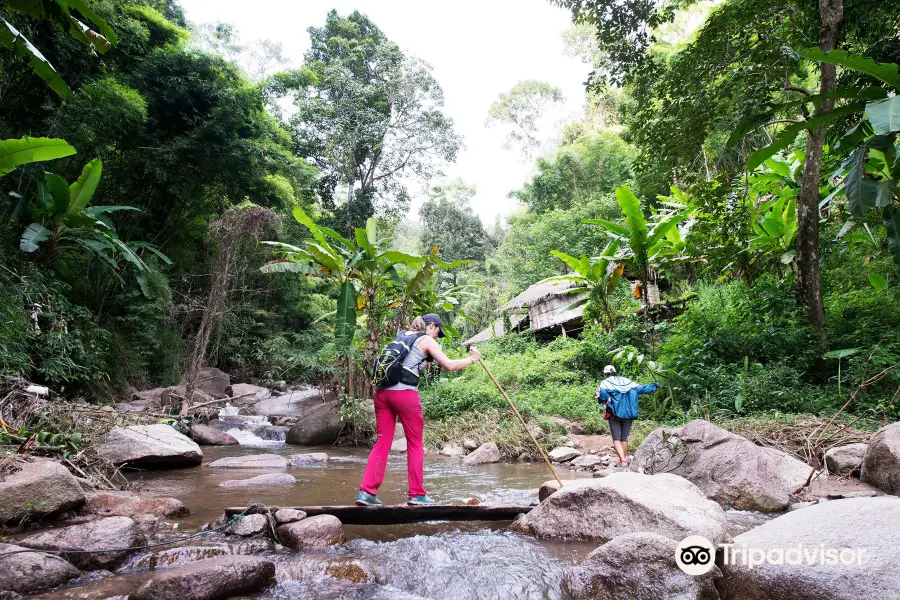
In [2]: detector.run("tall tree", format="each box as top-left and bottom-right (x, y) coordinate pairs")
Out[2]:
(485, 80), (564, 160)
(419, 179), (491, 266)
(291, 10), (461, 231)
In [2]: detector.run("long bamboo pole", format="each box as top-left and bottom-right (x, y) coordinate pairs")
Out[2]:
(479, 358), (563, 487)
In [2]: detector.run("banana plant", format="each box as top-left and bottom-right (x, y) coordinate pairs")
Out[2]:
(1, 0), (118, 97)
(0, 136), (76, 177)
(540, 240), (624, 332)
(743, 156), (801, 267)
(13, 159), (170, 294)
(583, 185), (693, 304)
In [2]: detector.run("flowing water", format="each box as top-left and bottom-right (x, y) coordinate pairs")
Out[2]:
(32, 443), (773, 600)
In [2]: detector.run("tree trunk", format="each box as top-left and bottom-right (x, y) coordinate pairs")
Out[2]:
(795, 0), (843, 342)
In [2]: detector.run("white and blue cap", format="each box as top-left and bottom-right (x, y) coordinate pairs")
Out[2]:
(422, 313), (445, 338)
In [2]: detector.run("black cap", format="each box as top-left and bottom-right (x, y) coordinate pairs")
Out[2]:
(422, 313), (445, 338)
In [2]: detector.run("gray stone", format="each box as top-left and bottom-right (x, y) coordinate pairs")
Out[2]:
(564, 532), (721, 600)
(250, 425), (290, 441)
(190, 423), (239, 446)
(287, 452), (329, 467)
(633, 420), (790, 511)
(861, 422), (900, 494)
(285, 400), (342, 445)
(219, 473), (296, 488)
(463, 439), (479, 451)
(549, 447), (582, 463)
(190, 367), (231, 398)
(161, 386), (214, 410)
(825, 443), (868, 476)
(274, 509), (307, 525)
(207, 454), (287, 469)
(227, 513), (269, 536)
(759, 446), (815, 489)
(278, 514), (345, 550)
(20, 516), (144, 570)
(462, 442), (501, 466)
(0, 543), (80, 594)
(256, 388), (331, 417)
(391, 437), (408, 454)
(511, 472), (729, 543)
(132, 555), (276, 600)
(718, 496), (900, 600)
(0, 458), (85, 524)
(96, 424), (203, 469)
(230, 383), (273, 406)
(440, 444), (464, 457)
(84, 492), (189, 518)
(571, 454), (604, 469)
(537, 479), (577, 502)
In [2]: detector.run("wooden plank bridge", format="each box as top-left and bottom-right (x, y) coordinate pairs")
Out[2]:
(224, 505), (534, 525)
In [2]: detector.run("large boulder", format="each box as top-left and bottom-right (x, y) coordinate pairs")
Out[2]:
(250, 424), (290, 441)
(96, 424), (203, 469)
(718, 496), (900, 600)
(0, 458), (85, 524)
(861, 422), (900, 494)
(84, 492), (189, 518)
(207, 454), (287, 469)
(190, 423), (239, 446)
(287, 452), (329, 467)
(219, 474), (296, 488)
(564, 532), (721, 600)
(229, 383), (272, 406)
(512, 472), (729, 543)
(0, 543), (81, 594)
(538, 479), (578, 502)
(759, 446), (814, 489)
(189, 367), (231, 398)
(440, 444), (464, 457)
(825, 443), (868, 477)
(277, 514), (345, 550)
(256, 388), (332, 417)
(132, 555), (276, 600)
(633, 420), (790, 511)
(161, 386), (214, 410)
(19, 516), (144, 570)
(549, 447), (582, 463)
(285, 400), (342, 445)
(274, 509), (307, 525)
(462, 442), (501, 466)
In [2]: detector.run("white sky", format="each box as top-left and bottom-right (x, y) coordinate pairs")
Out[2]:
(178, 0), (592, 225)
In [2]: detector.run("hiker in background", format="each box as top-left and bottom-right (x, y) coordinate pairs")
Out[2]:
(597, 365), (660, 468)
(357, 314), (482, 507)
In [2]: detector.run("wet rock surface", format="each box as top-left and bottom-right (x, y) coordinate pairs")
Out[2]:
(131, 555), (276, 600)
(189, 424), (238, 446)
(285, 400), (342, 445)
(207, 454), (287, 469)
(19, 516), (144, 570)
(278, 514), (345, 550)
(0, 458), (85, 524)
(462, 442), (501, 466)
(0, 543), (81, 594)
(83, 492), (189, 518)
(96, 424), (203, 469)
(218, 473), (296, 488)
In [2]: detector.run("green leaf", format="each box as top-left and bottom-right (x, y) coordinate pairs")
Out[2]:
(867, 96), (900, 136)
(67, 158), (102, 215)
(259, 260), (318, 275)
(615, 185), (648, 261)
(582, 218), (629, 237)
(383, 251), (425, 267)
(20, 222), (50, 252)
(57, 0), (118, 45)
(824, 348), (862, 359)
(884, 205), (900, 272)
(550, 250), (587, 276)
(844, 147), (880, 218)
(335, 279), (357, 349)
(748, 122), (806, 171)
(0, 137), (76, 174)
(43, 172), (70, 214)
(0, 19), (72, 97)
(292, 205), (327, 245)
(764, 158), (792, 178)
(135, 273), (151, 297)
(319, 225), (355, 252)
(801, 48), (900, 88)
(366, 218), (377, 245)
(868, 273), (888, 291)
(130, 241), (173, 265)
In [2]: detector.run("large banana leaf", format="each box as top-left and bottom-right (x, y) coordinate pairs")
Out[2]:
(260, 260), (318, 275)
(335, 279), (358, 348)
(867, 96), (900, 136)
(844, 146), (882, 218)
(319, 225), (355, 252)
(550, 250), (588, 277)
(582, 218), (629, 238)
(130, 241), (172, 265)
(44, 172), (71, 214)
(292, 206), (328, 246)
(615, 185), (648, 263)
(0, 136), (76, 175)
(802, 48), (900, 88)
(607, 263), (625, 294)
(67, 158), (102, 215)
(0, 19), (72, 97)
(20, 222), (51, 252)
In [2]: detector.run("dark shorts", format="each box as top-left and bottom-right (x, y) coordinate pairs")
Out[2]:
(609, 416), (633, 442)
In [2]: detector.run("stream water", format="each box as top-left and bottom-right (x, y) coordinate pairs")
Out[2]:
(32, 444), (772, 600)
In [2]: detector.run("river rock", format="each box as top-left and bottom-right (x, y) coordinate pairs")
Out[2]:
(463, 439), (479, 451)
(227, 513), (269, 536)
(462, 442), (501, 465)
(278, 514), (345, 550)
(633, 420), (790, 511)
(538, 480), (578, 502)
(19, 516), (144, 570)
(251, 424), (290, 441)
(285, 399), (343, 445)
(274, 509), (307, 524)
(0, 458), (85, 524)
(718, 496), (900, 599)
(132, 555), (276, 600)
(440, 444), (464, 457)
(861, 422), (900, 494)
(230, 383), (273, 406)
(161, 386), (214, 410)
(287, 452), (329, 466)
(549, 447), (582, 463)
(759, 446), (814, 488)
(256, 388), (331, 417)
(189, 367), (231, 398)
(571, 454), (604, 469)
(564, 532), (721, 600)
(219, 474), (296, 488)
(84, 492), (189, 518)
(96, 424), (203, 469)
(391, 437), (408, 453)
(0, 543), (81, 594)
(825, 443), (868, 476)
(190, 423), (239, 446)
(512, 472), (729, 543)
(207, 454), (287, 469)
(326, 558), (378, 584)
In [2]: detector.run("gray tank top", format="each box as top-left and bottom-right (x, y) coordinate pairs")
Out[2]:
(384, 333), (428, 391)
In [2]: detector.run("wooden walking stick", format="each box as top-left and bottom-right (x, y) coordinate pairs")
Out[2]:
(479, 358), (563, 487)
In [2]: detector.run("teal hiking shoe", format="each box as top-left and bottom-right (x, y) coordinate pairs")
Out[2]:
(356, 491), (382, 506)
(407, 495), (437, 505)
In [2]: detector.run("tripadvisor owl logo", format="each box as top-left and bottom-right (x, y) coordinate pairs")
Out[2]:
(675, 535), (716, 575)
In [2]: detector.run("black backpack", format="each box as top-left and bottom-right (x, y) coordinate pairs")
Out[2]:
(371, 332), (427, 389)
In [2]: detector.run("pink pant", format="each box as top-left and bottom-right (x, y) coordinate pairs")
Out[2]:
(359, 388), (426, 498)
